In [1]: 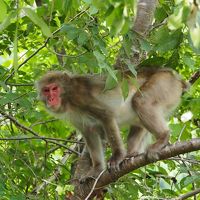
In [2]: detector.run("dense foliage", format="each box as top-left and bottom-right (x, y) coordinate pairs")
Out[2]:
(0, 0), (199, 199)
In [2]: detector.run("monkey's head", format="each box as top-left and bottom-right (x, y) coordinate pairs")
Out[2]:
(36, 71), (70, 113)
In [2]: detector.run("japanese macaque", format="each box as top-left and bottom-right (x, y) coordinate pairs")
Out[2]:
(36, 67), (188, 180)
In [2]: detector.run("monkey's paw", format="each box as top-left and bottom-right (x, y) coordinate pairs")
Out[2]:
(146, 146), (160, 161)
(108, 151), (126, 172)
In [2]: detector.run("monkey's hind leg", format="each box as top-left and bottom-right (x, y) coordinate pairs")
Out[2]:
(132, 92), (170, 160)
(127, 126), (150, 158)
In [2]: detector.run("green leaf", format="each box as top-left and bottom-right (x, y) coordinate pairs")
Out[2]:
(181, 175), (200, 188)
(23, 7), (52, 37)
(139, 39), (152, 52)
(103, 62), (117, 81)
(169, 124), (185, 140)
(155, 6), (168, 22)
(0, 0), (7, 22)
(83, 0), (92, 3)
(168, 7), (183, 30)
(105, 73), (118, 90)
(78, 31), (89, 45)
(182, 54), (195, 69)
(159, 178), (171, 190)
(54, 0), (63, 12)
(62, 0), (71, 15)
(152, 28), (182, 53)
(189, 97), (200, 118)
(94, 50), (117, 80)
(0, 11), (16, 33)
(124, 60), (137, 76)
(93, 36), (107, 55)
(121, 78), (129, 99)
(89, 5), (98, 15)
(189, 26), (200, 49)
(10, 194), (26, 200)
(93, 50), (105, 63)
(61, 24), (79, 40)
(0, 81), (9, 91)
(106, 5), (125, 35)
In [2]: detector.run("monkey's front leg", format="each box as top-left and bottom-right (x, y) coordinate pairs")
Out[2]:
(103, 118), (126, 171)
(81, 127), (105, 182)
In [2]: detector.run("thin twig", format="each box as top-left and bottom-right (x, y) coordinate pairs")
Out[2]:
(46, 46), (87, 58)
(29, 119), (58, 127)
(85, 169), (106, 200)
(178, 124), (186, 141)
(168, 157), (200, 165)
(170, 188), (200, 200)
(6, 83), (34, 87)
(0, 136), (84, 144)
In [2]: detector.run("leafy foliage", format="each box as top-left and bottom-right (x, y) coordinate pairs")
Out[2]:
(0, 0), (199, 199)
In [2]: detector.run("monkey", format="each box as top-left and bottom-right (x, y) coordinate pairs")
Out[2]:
(36, 67), (189, 180)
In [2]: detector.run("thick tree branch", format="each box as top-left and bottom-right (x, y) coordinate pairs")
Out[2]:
(133, 0), (157, 35)
(71, 139), (200, 199)
(114, 0), (158, 71)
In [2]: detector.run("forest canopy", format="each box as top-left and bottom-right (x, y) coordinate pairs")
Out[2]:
(0, 0), (200, 199)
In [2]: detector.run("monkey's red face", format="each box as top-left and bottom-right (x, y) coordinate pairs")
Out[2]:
(42, 83), (62, 110)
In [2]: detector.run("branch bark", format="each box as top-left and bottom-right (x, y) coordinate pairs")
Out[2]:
(114, 0), (157, 71)
(71, 139), (200, 199)
(133, 0), (158, 35)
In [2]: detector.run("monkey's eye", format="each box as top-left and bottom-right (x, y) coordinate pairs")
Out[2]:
(43, 88), (49, 93)
(52, 86), (58, 91)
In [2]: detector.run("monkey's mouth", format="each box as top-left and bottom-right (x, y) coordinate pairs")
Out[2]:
(46, 97), (61, 111)
(48, 98), (58, 106)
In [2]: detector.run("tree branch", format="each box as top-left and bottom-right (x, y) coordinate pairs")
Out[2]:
(0, 136), (83, 144)
(170, 187), (200, 200)
(189, 69), (200, 84)
(133, 0), (157, 36)
(71, 139), (200, 199)
(114, 0), (158, 71)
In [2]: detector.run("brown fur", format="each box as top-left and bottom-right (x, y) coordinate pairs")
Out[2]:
(36, 67), (189, 180)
